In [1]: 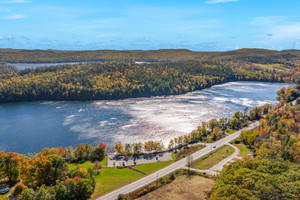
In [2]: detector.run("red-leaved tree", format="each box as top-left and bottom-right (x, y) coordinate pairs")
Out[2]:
(98, 142), (107, 153)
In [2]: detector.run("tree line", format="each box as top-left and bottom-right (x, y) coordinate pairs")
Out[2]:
(0, 59), (298, 103)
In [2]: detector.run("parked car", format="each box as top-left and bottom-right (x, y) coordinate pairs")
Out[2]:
(0, 185), (9, 194)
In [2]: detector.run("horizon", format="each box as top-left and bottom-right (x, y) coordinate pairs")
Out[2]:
(1, 0), (300, 51)
(1, 47), (300, 52)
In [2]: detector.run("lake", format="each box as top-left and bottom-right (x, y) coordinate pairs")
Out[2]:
(0, 81), (294, 154)
(8, 62), (88, 70)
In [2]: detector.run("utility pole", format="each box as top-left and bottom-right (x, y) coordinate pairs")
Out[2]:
(187, 156), (193, 177)
(156, 173), (159, 187)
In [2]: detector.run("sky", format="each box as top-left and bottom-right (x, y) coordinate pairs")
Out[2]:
(0, 0), (300, 51)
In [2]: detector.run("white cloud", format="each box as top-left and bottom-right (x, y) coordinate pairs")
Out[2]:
(249, 16), (300, 48)
(205, 0), (239, 4)
(0, 0), (27, 3)
(0, 35), (13, 40)
(5, 14), (25, 19)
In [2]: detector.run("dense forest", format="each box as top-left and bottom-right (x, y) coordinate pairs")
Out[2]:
(0, 55), (299, 103)
(0, 142), (107, 200)
(211, 85), (300, 200)
(0, 48), (300, 63)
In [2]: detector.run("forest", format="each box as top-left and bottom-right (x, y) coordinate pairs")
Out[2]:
(0, 142), (107, 200)
(0, 48), (300, 63)
(0, 53), (299, 103)
(211, 85), (300, 200)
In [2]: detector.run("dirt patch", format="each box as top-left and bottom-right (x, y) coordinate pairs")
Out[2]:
(136, 175), (215, 200)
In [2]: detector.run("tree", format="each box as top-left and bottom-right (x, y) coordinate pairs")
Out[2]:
(12, 183), (27, 198)
(132, 142), (142, 154)
(0, 152), (21, 182)
(54, 181), (68, 200)
(19, 188), (36, 200)
(168, 139), (174, 150)
(91, 147), (105, 161)
(74, 143), (86, 161)
(35, 155), (67, 186)
(144, 141), (154, 153)
(230, 117), (238, 129)
(59, 147), (65, 157)
(208, 118), (219, 130)
(98, 142), (107, 153)
(125, 144), (132, 155)
(113, 142), (124, 154)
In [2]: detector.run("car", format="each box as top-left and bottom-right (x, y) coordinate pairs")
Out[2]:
(0, 185), (9, 194)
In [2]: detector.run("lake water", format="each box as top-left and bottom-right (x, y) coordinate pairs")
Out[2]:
(8, 62), (87, 70)
(0, 81), (294, 154)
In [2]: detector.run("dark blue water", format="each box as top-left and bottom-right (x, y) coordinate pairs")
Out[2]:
(0, 81), (294, 154)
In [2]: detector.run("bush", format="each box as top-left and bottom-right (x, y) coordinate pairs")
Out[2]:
(117, 194), (133, 200)
(19, 188), (36, 200)
(0, 195), (9, 200)
(12, 183), (27, 197)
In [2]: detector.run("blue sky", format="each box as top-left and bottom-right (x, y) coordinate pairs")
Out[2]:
(0, 0), (300, 51)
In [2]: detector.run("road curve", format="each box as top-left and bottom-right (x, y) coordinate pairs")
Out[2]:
(97, 121), (260, 200)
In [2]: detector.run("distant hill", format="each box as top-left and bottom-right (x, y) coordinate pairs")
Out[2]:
(1, 48), (299, 63)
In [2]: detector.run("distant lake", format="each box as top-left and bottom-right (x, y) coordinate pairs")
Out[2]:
(8, 61), (150, 70)
(0, 81), (294, 154)
(8, 62), (88, 70)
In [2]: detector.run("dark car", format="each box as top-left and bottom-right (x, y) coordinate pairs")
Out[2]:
(0, 185), (9, 194)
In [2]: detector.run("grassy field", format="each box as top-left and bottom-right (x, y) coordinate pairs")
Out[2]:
(132, 160), (173, 174)
(172, 144), (205, 161)
(137, 175), (215, 200)
(234, 143), (252, 156)
(68, 157), (174, 199)
(253, 63), (288, 71)
(191, 145), (234, 170)
(91, 167), (143, 199)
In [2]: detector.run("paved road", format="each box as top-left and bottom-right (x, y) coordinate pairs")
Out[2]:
(97, 121), (259, 200)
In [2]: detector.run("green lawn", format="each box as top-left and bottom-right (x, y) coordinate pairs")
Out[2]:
(191, 145), (235, 170)
(253, 63), (288, 71)
(67, 156), (174, 199)
(235, 143), (252, 156)
(132, 160), (173, 174)
(91, 167), (143, 199)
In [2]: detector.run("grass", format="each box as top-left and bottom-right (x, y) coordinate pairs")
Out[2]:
(132, 160), (173, 174)
(67, 156), (174, 199)
(225, 129), (236, 134)
(236, 144), (251, 156)
(172, 144), (205, 161)
(230, 139), (252, 157)
(191, 145), (235, 170)
(253, 63), (288, 71)
(91, 167), (143, 199)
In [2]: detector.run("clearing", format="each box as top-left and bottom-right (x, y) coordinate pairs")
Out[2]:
(191, 145), (234, 170)
(137, 175), (215, 200)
